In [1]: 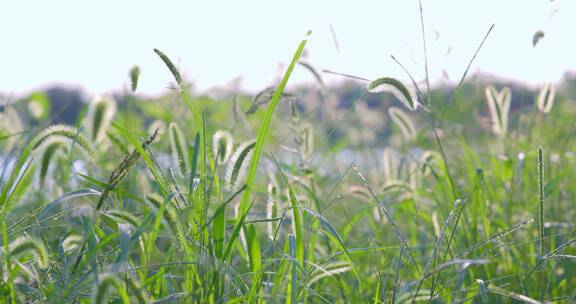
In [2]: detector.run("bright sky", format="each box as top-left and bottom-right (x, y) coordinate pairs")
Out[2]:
(1, 0), (574, 96)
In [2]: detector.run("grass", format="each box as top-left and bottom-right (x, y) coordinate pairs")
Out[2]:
(0, 24), (575, 304)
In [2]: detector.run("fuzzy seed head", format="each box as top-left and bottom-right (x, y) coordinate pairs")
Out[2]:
(62, 234), (84, 253)
(9, 237), (49, 269)
(266, 182), (279, 239)
(485, 86), (511, 136)
(367, 77), (418, 111)
(35, 136), (70, 187)
(537, 83), (555, 114)
(212, 130), (234, 164)
(419, 150), (443, 176)
(154, 48), (183, 88)
(33, 124), (95, 156)
(148, 120), (166, 137)
(168, 122), (189, 176)
(382, 148), (396, 182)
(86, 96), (117, 144)
(129, 65), (141, 93)
(225, 140), (256, 192)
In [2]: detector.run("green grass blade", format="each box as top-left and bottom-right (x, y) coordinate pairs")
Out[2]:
(238, 31), (310, 214)
(221, 31), (310, 266)
(288, 188), (305, 266)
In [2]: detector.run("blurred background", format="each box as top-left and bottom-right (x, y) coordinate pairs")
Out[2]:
(1, 0), (575, 124)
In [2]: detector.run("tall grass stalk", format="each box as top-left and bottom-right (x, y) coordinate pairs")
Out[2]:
(538, 145), (545, 256)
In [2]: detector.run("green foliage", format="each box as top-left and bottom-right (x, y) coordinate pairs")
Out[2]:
(94, 275), (130, 304)
(2, 29), (576, 304)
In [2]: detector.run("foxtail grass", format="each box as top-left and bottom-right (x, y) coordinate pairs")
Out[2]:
(266, 182), (279, 240)
(538, 145), (545, 256)
(36, 138), (67, 187)
(168, 122), (188, 176)
(9, 237), (48, 269)
(129, 65), (141, 93)
(32, 125), (94, 156)
(537, 83), (555, 113)
(419, 150), (443, 177)
(212, 130), (234, 164)
(388, 107), (417, 141)
(485, 86), (511, 136)
(367, 77), (418, 111)
(224, 141), (255, 192)
(382, 148), (396, 182)
(86, 96), (117, 144)
(153, 48), (182, 87)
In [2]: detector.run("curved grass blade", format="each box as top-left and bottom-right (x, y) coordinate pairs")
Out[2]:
(487, 286), (540, 304)
(300, 207), (352, 261)
(38, 188), (101, 219)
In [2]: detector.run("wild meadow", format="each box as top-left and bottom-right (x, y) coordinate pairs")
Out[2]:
(1, 27), (576, 303)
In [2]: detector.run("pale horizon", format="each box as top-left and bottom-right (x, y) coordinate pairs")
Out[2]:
(1, 0), (575, 97)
